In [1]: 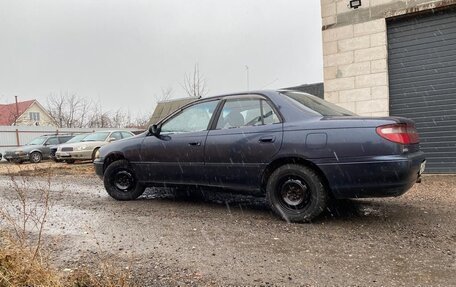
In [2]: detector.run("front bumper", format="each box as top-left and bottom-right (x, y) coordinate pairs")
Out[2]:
(93, 159), (104, 179)
(3, 153), (29, 161)
(56, 150), (92, 160)
(318, 151), (426, 199)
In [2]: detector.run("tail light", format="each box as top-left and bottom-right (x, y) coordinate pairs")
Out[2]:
(376, 123), (419, 144)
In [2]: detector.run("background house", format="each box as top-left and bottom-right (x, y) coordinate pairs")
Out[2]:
(320, 0), (456, 173)
(0, 99), (57, 127)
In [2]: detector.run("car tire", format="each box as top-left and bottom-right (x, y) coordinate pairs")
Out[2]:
(266, 164), (328, 223)
(104, 159), (145, 201)
(30, 152), (42, 163)
(65, 159), (75, 164)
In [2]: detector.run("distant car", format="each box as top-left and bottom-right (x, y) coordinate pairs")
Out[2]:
(50, 134), (89, 162)
(3, 134), (73, 163)
(56, 130), (134, 163)
(94, 90), (425, 222)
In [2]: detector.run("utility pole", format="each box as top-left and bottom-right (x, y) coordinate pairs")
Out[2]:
(14, 96), (19, 125)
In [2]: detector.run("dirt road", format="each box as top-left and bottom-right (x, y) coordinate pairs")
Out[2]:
(0, 164), (454, 286)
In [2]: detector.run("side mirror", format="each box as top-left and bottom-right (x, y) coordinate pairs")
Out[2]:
(108, 137), (116, 142)
(148, 124), (161, 137)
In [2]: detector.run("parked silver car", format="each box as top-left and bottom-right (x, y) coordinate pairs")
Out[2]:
(55, 130), (134, 163)
(3, 134), (73, 163)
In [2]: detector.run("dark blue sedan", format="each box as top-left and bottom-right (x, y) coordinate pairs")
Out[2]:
(94, 90), (425, 222)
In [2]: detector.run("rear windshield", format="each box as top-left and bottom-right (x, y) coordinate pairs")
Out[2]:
(281, 91), (356, 116)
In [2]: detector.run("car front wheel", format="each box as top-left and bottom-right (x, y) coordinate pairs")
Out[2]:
(104, 160), (145, 201)
(30, 152), (42, 163)
(266, 164), (328, 223)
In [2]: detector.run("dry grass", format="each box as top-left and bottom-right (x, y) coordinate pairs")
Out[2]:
(0, 167), (135, 287)
(0, 236), (61, 287)
(0, 161), (94, 176)
(0, 238), (135, 287)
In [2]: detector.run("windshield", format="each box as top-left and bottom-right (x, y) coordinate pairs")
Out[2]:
(66, 134), (89, 143)
(81, 132), (110, 142)
(26, 137), (46, 146)
(281, 91), (356, 117)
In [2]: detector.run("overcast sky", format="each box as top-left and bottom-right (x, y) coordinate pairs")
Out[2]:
(0, 0), (323, 115)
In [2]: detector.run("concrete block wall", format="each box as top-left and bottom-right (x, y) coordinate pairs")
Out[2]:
(323, 18), (388, 116)
(320, 0), (454, 116)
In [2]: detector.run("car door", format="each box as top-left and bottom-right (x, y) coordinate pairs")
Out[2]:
(138, 100), (219, 184)
(204, 97), (283, 189)
(43, 137), (60, 158)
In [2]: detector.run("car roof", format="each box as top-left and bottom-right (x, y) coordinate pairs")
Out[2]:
(156, 90), (320, 124)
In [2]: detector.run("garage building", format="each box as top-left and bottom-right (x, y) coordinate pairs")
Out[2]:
(321, 0), (456, 173)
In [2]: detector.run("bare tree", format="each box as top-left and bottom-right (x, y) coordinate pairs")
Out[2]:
(46, 91), (93, 128)
(181, 64), (208, 98)
(154, 86), (173, 103)
(126, 113), (151, 129)
(47, 91), (151, 129)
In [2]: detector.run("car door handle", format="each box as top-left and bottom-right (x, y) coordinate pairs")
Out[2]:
(188, 141), (201, 146)
(259, 136), (275, 143)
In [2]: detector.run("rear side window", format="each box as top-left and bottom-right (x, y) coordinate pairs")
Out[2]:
(45, 137), (59, 145)
(216, 99), (280, 130)
(281, 91), (356, 116)
(58, 136), (72, 143)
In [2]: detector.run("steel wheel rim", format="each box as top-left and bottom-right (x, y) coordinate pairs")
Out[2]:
(113, 170), (135, 191)
(31, 153), (40, 162)
(279, 177), (311, 210)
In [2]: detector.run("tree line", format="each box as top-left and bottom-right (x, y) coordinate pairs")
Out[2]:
(46, 64), (208, 129)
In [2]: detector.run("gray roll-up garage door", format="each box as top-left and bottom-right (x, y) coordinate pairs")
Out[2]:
(387, 8), (456, 173)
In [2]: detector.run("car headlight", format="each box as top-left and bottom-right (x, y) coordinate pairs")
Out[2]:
(14, 151), (25, 155)
(94, 150), (100, 159)
(76, 146), (87, 151)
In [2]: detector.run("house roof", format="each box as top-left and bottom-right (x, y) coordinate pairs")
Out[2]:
(0, 100), (35, 125)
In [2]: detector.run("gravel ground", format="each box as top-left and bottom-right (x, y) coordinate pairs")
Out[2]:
(0, 162), (455, 286)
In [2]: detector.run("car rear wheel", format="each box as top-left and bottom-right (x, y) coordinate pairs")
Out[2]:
(30, 152), (42, 163)
(266, 164), (328, 223)
(104, 159), (145, 201)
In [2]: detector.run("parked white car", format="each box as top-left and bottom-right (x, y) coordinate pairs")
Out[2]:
(55, 130), (134, 163)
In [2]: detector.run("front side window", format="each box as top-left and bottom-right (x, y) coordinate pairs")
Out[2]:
(161, 100), (219, 133)
(216, 98), (280, 130)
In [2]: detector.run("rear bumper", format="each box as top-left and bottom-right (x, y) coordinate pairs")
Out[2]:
(318, 152), (425, 199)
